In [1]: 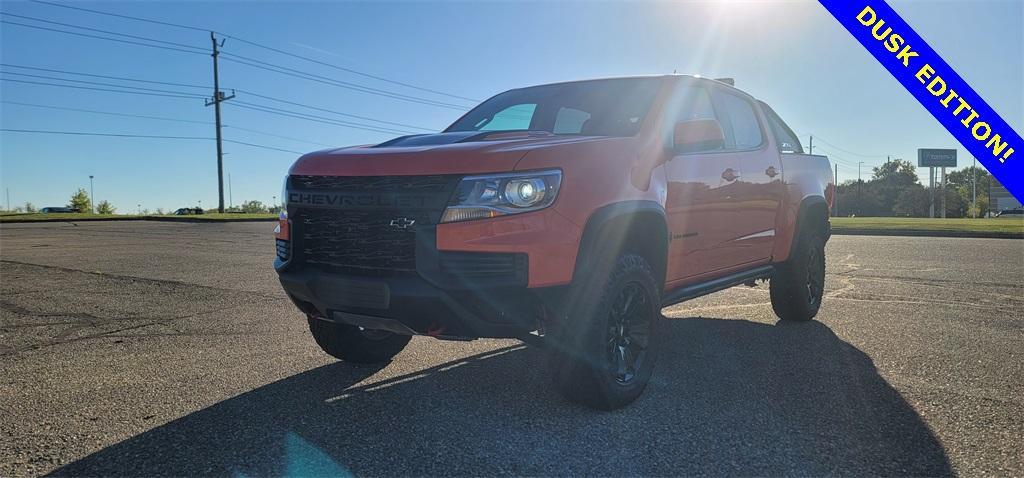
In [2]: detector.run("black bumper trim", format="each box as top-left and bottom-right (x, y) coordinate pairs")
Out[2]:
(278, 267), (545, 339)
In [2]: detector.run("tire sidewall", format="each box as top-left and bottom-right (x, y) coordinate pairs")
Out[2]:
(551, 254), (663, 409)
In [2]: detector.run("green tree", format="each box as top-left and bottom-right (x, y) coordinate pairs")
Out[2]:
(96, 200), (116, 214)
(869, 159), (919, 215)
(240, 200), (267, 213)
(946, 165), (991, 217)
(893, 184), (929, 217)
(68, 188), (91, 212)
(24, 202), (37, 213)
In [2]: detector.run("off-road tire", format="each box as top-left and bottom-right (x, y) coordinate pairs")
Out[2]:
(770, 228), (826, 322)
(549, 254), (663, 410)
(307, 316), (412, 364)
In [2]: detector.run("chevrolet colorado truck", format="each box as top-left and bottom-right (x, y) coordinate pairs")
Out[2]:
(275, 75), (834, 409)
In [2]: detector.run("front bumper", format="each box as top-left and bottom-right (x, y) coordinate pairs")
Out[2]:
(276, 222), (564, 339)
(277, 263), (554, 339)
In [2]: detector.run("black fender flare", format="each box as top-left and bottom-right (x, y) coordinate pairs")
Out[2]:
(574, 200), (669, 286)
(789, 195), (831, 254)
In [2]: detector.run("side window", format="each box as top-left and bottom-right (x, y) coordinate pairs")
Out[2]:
(715, 91), (764, 150)
(761, 103), (804, 153)
(553, 107), (592, 134)
(672, 86), (716, 123)
(476, 104), (536, 131)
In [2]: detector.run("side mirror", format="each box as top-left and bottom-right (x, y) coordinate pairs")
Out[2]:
(673, 118), (725, 154)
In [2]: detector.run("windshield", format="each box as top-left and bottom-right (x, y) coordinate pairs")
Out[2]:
(446, 78), (662, 137)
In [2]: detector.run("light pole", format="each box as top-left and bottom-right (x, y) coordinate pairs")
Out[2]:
(857, 162), (864, 216)
(88, 175), (95, 214)
(972, 157), (977, 218)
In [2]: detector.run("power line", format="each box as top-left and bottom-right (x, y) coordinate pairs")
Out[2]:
(221, 54), (468, 110)
(233, 88), (435, 131)
(1, 101), (212, 124)
(1, 63), (208, 89)
(223, 139), (302, 155)
(228, 101), (414, 136)
(29, 0), (477, 103)
(1, 12), (206, 52)
(0, 128), (304, 154)
(0, 128), (211, 140)
(803, 133), (887, 159)
(0, 19), (206, 55)
(223, 36), (478, 103)
(30, 0), (210, 32)
(223, 125), (332, 147)
(2, 71), (206, 97)
(1, 78), (205, 99)
(1, 100), (331, 146)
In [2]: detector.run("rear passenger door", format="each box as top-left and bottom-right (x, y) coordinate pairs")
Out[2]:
(709, 86), (783, 265)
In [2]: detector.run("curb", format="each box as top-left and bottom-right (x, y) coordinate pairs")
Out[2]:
(831, 228), (1022, 240)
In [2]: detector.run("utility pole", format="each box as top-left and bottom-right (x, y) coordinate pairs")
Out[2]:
(833, 163), (838, 216)
(89, 175), (95, 214)
(808, 135), (813, 155)
(857, 161), (864, 216)
(205, 32), (234, 214)
(228, 173), (233, 209)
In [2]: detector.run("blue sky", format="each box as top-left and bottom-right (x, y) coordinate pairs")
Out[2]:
(1, 0), (1021, 212)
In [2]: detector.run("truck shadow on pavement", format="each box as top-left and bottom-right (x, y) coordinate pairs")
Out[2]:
(51, 318), (952, 476)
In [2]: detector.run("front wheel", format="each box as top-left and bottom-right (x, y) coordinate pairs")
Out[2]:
(307, 316), (411, 364)
(549, 254), (663, 410)
(770, 229), (826, 322)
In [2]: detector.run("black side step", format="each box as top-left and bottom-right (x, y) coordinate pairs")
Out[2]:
(661, 265), (774, 307)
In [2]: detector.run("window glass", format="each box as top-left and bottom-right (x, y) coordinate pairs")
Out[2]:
(476, 104), (536, 131)
(717, 92), (764, 149)
(448, 78), (661, 137)
(673, 86), (716, 123)
(761, 103), (804, 153)
(553, 107), (592, 134)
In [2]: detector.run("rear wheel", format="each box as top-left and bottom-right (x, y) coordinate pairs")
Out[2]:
(307, 316), (411, 363)
(549, 254), (663, 410)
(770, 228), (826, 322)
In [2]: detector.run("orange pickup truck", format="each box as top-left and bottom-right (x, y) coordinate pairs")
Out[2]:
(275, 75), (834, 409)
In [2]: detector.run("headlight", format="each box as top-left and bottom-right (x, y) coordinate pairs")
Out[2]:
(441, 169), (562, 223)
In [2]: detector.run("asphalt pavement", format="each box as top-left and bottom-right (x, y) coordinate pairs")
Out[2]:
(1, 221), (1022, 476)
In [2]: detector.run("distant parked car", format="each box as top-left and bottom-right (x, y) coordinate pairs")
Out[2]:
(173, 207), (204, 215)
(40, 207), (81, 213)
(995, 208), (1023, 218)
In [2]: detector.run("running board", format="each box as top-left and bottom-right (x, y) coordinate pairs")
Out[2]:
(661, 265), (774, 307)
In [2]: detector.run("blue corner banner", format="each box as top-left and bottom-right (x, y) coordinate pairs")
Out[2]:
(817, 0), (1022, 202)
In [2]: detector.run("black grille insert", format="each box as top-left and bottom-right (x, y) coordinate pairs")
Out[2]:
(288, 174), (463, 276)
(296, 209), (429, 275)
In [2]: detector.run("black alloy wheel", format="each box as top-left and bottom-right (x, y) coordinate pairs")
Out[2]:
(606, 281), (653, 384)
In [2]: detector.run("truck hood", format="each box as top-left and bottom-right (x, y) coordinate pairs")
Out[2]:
(289, 132), (620, 176)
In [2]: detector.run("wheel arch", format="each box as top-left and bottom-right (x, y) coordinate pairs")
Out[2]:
(573, 200), (669, 289)
(792, 196), (830, 251)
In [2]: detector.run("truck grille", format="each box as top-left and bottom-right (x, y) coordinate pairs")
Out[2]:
(296, 209), (429, 274)
(289, 175), (461, 275)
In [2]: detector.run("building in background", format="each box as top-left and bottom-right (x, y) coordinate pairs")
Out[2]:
(991, 181), (1023, 212)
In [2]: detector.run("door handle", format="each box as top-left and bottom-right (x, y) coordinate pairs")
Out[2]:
(765, 166), (778, 178)
(721, 168), (739, 182)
